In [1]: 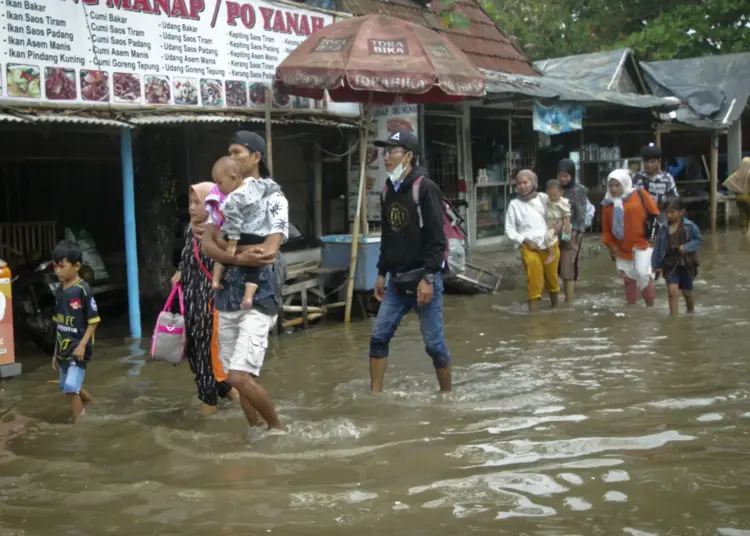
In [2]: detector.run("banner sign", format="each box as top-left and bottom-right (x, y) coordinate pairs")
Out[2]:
(347, 104), (419, 222)
(533, 101), (584, 135)
(0, 0), (334, 110)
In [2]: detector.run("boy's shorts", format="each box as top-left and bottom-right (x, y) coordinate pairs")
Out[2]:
(666, 266), (694, 291)
(59, 362), (86, 394)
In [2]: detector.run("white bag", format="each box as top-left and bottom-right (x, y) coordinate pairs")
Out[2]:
(150, 284), (186, 365)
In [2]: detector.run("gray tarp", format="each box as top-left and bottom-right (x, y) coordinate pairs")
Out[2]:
(534, 49), (641, 93)
(641, 52), (750, 128)
(482, 69), (680, 111)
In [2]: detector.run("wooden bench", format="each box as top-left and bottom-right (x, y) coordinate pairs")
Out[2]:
(277, 262), (347, 332)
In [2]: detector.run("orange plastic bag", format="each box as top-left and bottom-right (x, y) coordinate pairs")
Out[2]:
(209, 300), (227, 383)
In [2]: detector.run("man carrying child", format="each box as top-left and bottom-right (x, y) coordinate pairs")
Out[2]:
(202, 131), (288, 432)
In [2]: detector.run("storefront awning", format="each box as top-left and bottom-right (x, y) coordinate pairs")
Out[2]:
(0, 113), (30, 124)
(482, 69), (680, 111)
(127, 114), (357, 129)
(2, 112), (133, 128)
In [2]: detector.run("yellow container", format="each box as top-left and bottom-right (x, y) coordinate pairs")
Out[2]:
(0, 259), (18, 374)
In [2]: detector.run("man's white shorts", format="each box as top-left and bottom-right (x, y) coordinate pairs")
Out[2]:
(217, 309), (277, 377)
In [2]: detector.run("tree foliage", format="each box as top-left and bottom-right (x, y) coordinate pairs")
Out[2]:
(480, 0), (750, 61)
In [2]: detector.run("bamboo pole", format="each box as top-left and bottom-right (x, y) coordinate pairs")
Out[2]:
(283, 305), (324, 313)
(655, 123), (662, 148)
(710, 132), (719, 233)
(344, 106), (372, 324)
(283, 312), (324, 329)
(264, 87), (274, 175)
(360, 112), (371, 236)
(360, 175), (369, 236)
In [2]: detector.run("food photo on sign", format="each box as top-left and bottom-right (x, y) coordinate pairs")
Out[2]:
(6, 64), (41, 98)
(44, 68), (77, 100)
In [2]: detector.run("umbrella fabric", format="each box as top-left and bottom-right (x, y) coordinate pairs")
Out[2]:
(274, 14), (486, 104)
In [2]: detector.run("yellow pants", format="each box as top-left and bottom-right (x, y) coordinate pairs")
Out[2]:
(520, 243), (560, 301)
(737, 194), (750, 232)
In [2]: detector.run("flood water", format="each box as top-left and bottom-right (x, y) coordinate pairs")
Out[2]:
(2, 232), (750, 535)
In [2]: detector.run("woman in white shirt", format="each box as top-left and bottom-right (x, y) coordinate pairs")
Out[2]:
(505, 170), (560, 313)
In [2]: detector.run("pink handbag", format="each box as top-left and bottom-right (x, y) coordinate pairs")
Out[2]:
(150, 284), (186, 364)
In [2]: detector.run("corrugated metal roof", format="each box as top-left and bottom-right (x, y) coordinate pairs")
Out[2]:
(483, 70), (681, 111)
(338, 0), (536, 75)
(11, 113), (133, 128)
(127, 114), (357, 128)
(0, 113), (30, 123)
(128, 114), (263, 125)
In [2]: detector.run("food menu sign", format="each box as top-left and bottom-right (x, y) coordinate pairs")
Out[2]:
(347, 104), (419, 223)
(0, 0), (333, 109)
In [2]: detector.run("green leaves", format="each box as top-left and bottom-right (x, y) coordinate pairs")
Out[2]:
(437, 0), (472, 30)
(479, 0), (750, 61)
(442, 11), (471, 29)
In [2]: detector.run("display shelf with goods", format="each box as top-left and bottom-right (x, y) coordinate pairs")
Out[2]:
(475, 184), (505, 239)
(473, 147), (535, 239)
(469, 111), (537, 242)
(578, 142), (644, 189)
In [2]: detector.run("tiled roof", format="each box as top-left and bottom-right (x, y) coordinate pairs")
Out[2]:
(337, 0), (536, 76)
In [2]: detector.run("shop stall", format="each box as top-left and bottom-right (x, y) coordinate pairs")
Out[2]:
(0, 0), (360, 341)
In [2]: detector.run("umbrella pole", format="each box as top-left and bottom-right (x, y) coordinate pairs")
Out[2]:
(344, 108), (372, 324)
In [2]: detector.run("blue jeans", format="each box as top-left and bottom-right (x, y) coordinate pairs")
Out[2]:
(369, 273), (451, 369)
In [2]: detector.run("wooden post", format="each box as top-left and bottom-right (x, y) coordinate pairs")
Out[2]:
(344, 108), (371, 324)
(360, 113), (371, 236)
(264, 87), (274, 175)
(313, 142), (323, 239)
(710, 132), (719, 233)
(655, 123), (662, 148)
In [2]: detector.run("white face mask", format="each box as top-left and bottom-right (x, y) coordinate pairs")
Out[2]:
(387, 163), (405, 182)
(387, 154), (411, 182)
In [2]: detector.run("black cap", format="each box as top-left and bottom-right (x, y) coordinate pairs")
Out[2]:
(641, 143), (662, 160)
(374, 130), (420, 155)
(230, 131), (270, 177)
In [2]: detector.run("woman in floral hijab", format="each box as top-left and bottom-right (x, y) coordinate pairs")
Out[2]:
(171, 183), (238, 415)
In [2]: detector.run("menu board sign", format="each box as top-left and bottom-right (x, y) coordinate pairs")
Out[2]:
(347, 104), (419, 223)
(0, 0), (333, 110)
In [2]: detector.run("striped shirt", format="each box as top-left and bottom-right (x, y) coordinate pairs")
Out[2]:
(633, 170), (678, 207)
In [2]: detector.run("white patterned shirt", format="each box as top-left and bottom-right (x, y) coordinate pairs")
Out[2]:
(220, 177), (288, 242)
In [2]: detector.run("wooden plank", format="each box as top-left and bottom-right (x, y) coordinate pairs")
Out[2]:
(710, 133), (719, 233)
(282, 277), (323, 296)
(308, 266), (347, 275)
(286, 261), (320, 280)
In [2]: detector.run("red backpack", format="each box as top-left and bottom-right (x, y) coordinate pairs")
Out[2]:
(381, 176), (467, 274)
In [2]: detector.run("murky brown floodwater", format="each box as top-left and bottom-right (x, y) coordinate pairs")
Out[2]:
(2, 231), (750, 536)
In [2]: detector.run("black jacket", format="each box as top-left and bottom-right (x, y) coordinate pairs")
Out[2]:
(377, 166), (446, 276)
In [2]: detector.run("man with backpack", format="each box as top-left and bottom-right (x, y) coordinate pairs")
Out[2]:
(369, 130), (452, 393)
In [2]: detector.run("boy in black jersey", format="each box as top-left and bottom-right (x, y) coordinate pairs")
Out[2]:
(51, 241), (100, 423)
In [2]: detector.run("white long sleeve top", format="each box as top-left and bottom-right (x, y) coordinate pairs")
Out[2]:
(504, 193), (549, 249)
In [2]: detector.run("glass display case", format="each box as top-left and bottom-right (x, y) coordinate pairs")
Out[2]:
(475, 184), (508, 239)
